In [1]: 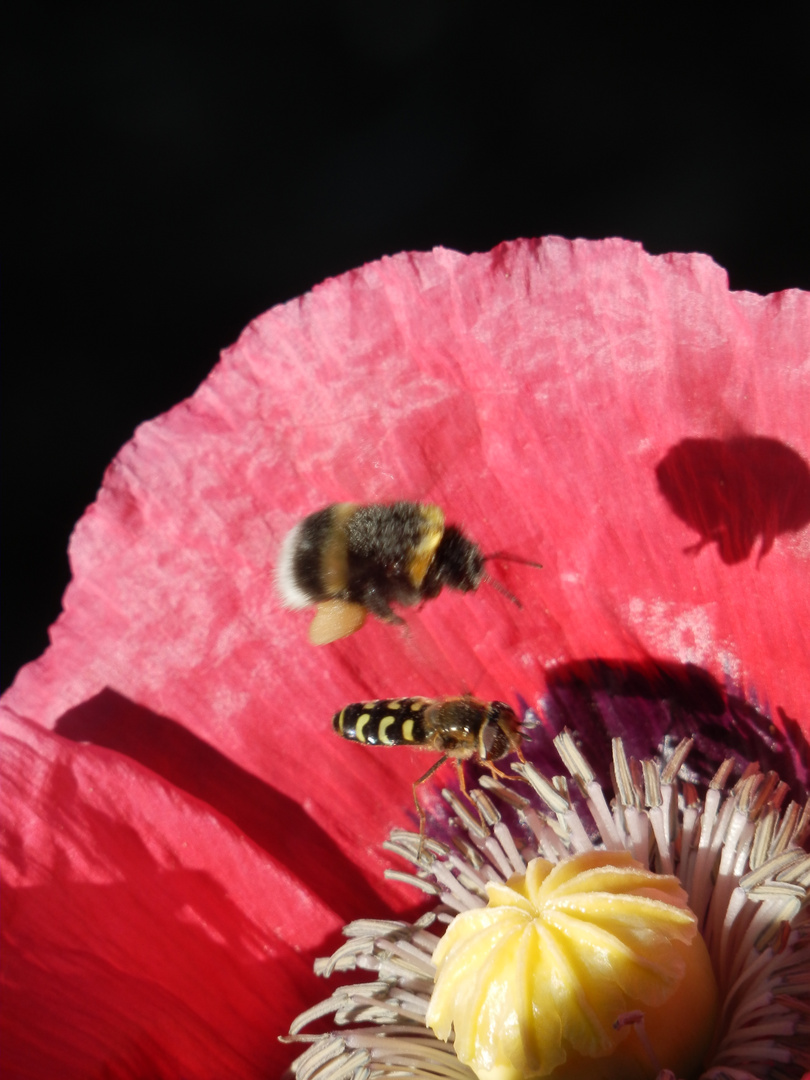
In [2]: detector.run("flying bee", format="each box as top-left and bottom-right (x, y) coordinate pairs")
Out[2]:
(276, 501), (541, 644)
(332, 695), (524, 843)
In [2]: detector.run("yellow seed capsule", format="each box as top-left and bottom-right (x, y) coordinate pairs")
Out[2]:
(426, 850), (718, 1080)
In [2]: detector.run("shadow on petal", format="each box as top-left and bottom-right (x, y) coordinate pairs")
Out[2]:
(55, 688), (394, 922)
(534, 658), (809, 800)
(655, 435), (810, 563)
(2, 821), (311, 1077)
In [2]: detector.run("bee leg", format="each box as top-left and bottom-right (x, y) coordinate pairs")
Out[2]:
(511, 733), (526, 764)
(457, 760), (481, 816)
(482, 760), (511, 781)
(455, 759), (470, 802)
(360, 586), (405, 626)
(454, 761), (494, 832)
(483, 756), (532, 790)
(413, 754), (449, 858)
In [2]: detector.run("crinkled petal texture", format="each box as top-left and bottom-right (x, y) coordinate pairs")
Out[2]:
(2, 238), (809, 1076)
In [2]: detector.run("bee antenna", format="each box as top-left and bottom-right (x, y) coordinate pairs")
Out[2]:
(484, 551), (543, 570)
(483, 571), (523, 609)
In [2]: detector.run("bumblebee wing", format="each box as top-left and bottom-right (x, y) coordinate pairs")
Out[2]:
(309, 599), (368, 644)
(407, 503), (445, 587)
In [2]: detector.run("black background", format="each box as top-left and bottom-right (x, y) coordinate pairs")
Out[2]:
(3, 3), (809, 690)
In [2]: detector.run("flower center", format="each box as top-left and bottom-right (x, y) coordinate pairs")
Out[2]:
(427, 849), (718, 1080)
(285, 729), (809, 1080)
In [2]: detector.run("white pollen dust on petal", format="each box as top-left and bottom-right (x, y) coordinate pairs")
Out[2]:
(626, 597), (719, 666)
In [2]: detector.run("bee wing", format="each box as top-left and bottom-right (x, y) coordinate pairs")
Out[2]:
(309, 599), (368, 645)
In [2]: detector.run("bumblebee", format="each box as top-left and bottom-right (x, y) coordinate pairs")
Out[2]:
(276, 501), (539, 644)
(332, 695), (523, 837)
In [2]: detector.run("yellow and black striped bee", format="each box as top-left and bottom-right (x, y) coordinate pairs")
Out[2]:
(333, 695), (523, 838)
(276, 501), (540, 644)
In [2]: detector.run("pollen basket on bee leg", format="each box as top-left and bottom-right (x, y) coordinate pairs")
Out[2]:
(309, 600), (367, 645)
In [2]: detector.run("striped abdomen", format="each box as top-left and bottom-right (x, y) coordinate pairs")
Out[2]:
(332, 696), (521, 761)
(333, 698), (432, 748)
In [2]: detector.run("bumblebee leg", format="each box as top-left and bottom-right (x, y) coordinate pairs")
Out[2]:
(413, 754), (448, 857)
(360, 586), (404, 625)
(309, 600), (367, 644)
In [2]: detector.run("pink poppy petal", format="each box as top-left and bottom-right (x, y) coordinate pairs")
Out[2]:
(4, 236), (809, 873)
(0, 708), (333, 1079)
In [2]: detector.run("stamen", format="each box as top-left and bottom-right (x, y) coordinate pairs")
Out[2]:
(492, 821), (526, 874)
(441, 787), (488, 840)
(613, 1010), (662, 1071)
(287, 727), (810, 1080)
(555, 729), (624, 850)
(467, 787), (500, 828)
(384, 869), (441, 894)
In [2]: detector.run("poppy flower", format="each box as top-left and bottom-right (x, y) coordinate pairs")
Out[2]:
(1, 237), (809, 1079)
